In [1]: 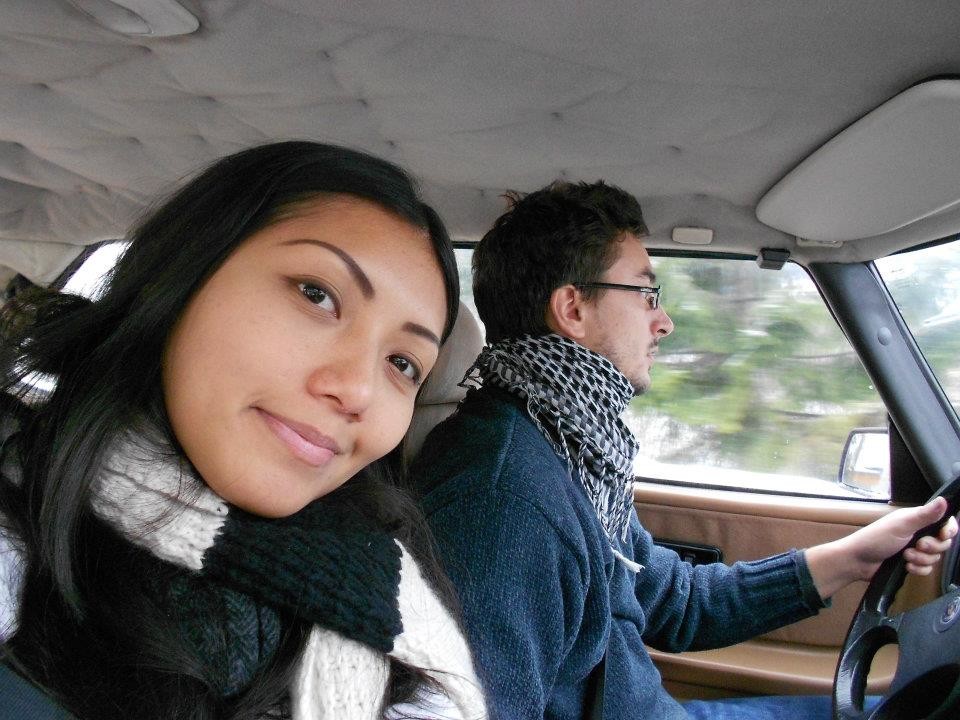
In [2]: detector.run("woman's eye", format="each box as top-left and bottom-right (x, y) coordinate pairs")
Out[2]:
(389, 355), (422, 384)
(298, 282), (336, 313)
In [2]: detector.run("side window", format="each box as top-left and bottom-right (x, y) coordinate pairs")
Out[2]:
(15, 242), (128, 401)
(630, 256), (888, 499)
(875, 237), (960, 418)
(61, 241), (128, 300)
(454, 246), (483, 335)
(451, 249), (887, 500)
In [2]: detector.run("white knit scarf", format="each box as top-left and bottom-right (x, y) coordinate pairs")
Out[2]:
(88, 434), (486, 720)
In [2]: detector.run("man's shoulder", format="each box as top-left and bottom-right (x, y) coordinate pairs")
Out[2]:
(409, 387), (571, 508)
(409, 387), (607, 578)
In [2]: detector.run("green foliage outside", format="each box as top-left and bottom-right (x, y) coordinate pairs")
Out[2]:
(454, 241), (960, 493)
(631, 257), (887, 484)
(877, 241), (960, 413)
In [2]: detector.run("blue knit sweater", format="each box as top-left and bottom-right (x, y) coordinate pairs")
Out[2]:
(411, 387), (826, 719)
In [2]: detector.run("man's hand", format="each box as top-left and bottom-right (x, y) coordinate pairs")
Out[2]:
(806, 497), (958, 601)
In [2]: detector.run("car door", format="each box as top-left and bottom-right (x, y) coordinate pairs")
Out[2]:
(632, 246), (960, 700)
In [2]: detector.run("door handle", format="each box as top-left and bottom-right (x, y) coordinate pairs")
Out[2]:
(654, 538), (722, 566)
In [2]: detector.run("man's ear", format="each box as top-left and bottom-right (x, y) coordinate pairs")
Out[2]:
(546, 284), (590, 340)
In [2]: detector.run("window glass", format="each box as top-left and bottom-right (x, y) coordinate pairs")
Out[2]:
(875, 238), (960, 417)
(61, 241), (128, 300)
(629, 256), (887, 498)
(437, 248), (890, 499)
(455, 247), (483, 335)
(16, 242), (128, 401)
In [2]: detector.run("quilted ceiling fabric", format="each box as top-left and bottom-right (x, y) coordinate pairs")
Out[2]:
(1, 0), (960, 284)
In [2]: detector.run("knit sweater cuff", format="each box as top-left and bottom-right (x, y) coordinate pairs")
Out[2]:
(795, 548), (831, 610)
(738, 548), (827, 632)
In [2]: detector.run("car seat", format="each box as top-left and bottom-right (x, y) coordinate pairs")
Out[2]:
(402, 301), (484, 466)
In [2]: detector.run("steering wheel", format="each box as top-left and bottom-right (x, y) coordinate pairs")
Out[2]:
(834, 477), (960, 720)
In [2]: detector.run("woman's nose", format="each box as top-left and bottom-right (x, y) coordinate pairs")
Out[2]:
(305, 345), (377, 419)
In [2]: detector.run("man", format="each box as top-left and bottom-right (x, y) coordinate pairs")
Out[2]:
(409, 181), (955, 719)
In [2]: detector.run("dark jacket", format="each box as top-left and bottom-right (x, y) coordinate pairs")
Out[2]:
(411, 387), (825, 719)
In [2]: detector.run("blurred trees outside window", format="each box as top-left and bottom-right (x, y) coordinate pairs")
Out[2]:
(452, 248), (891, 499)
(876, 237), (960, 419)
(629, 256), (886, 498)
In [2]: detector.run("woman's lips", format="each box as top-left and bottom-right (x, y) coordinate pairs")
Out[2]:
(256, 408), (339, 467)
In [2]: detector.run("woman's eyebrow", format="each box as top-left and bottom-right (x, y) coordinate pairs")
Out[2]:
(281, 238), (441, 345)
(404, 322), (440, 347)
(280, 238), (374, 298)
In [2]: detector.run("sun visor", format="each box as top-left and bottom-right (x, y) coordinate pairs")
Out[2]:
(756, 79), (960, 243)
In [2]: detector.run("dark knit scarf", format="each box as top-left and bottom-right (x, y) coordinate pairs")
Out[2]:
(146, 564), (284, 698)
(463, 334), (641, 554)
(89, 434), (403, 697)
(162, 500), (402, 698)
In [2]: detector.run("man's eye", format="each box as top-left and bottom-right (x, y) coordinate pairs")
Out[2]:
(298, 282), (336, 312)
(389, 355), (422, 384)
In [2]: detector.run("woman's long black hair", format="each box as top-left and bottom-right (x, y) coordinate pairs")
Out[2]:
(0, 141), (461, 719)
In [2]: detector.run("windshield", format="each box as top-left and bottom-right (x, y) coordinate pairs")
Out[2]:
(875, 237), (960, 418)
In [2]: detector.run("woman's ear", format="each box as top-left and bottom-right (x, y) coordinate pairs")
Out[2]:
(545, 284), (590, 340)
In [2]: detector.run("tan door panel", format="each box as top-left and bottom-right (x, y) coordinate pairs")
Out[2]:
(634, 482), (940, 699)
(650, 641), (901, 698)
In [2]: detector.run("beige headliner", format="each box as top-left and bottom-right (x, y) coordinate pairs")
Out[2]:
(2, 0), (960, 285)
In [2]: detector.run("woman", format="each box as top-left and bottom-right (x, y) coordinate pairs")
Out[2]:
(0, 141), (485, 719)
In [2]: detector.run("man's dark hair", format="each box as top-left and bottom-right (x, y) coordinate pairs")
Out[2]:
(472, 180), (648, 343)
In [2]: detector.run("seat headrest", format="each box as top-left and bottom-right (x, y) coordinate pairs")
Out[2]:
(402, 301), (484, 465)
(420, 302), (484, 406)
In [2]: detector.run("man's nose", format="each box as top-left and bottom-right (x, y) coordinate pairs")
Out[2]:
(654, 306), (674, 337)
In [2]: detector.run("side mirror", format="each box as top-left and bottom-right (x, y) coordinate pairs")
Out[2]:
(839, 427), (890, 498)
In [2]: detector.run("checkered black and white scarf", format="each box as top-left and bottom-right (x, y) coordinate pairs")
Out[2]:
(464, 334), (641, 566)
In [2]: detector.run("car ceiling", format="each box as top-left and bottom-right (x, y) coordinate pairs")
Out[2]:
(2, 0), (960, 286)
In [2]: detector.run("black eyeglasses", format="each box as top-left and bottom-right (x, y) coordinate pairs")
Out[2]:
(573, 281), (662, 310)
